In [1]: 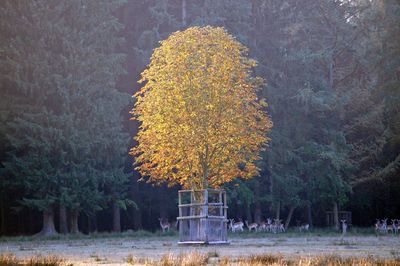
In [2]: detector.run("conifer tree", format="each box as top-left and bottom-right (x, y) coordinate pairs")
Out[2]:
(0, 0), (127, 235)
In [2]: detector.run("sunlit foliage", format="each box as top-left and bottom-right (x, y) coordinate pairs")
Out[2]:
(131, 26), (272, 189)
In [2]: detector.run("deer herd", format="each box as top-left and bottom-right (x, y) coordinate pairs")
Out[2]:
(158, 217), (400, 235)
(375, 218), (400, 234)
(229, 218), (308, 233)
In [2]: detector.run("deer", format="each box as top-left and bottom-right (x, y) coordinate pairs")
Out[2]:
(272, 219), (283, 233)
(387, 219), (397, 234)
(279, 223), (285, 233)
(375, 219), (382, 233)
(266, 218), (273, 232)
(258, 221), (267, 231)
(381, 218), (388, 234)
(340, 219), (347, 235)
(158, 218), (171, 233)
(245, 220), (258, 231)
(299, 223), (310, 232)
(229, 219), (244, 232)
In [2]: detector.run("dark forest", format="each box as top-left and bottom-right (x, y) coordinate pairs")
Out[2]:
(0, 0), (399, 237)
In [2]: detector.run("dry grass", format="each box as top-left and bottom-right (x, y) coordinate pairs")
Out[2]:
(0, 253), (67, 266)
(0, 253), (18, 266)
(219, 254), (400, 266)
(3, 252), (400, 266)
(125, 252), (400, 266)
(126, 252), (208, 266)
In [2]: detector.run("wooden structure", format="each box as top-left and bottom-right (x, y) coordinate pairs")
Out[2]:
(326, 211), (352, 227)
(177, 189), (229, 245)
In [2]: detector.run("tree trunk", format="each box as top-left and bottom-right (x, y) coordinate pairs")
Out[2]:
(306, 202), (313, 227)
(18, 212), (24, 234)
(0, 198), (5, 235)
(59, 205), (68, 234)
(333, 201), (339, 231)
(284, 206), (295, 229)
(275, 201), (280, 220)
(39, 209), (57, 236)
(269, 171), (274, 214)
(329, 54), (334, 90)
(245, 203), (252, 223)
(69, 210), (80, 234)
(88, 214), (98, 233)
(28, 209), (35, 234)
(130, 173), (142, 230)
(112, 201), (121, 233)
(159, 187), (168, 219)
(182, 0), (187, 27)
(254, 183), (261, 224)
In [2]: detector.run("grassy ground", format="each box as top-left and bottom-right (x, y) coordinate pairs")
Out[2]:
(1, 252), (400, 266)
(0, 227), (379, 243)
(227, 226), (376, 238)
(0, 230), (175, 243)
(1, 228), (399, 265)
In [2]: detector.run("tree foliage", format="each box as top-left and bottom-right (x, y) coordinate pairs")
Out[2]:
(131, 26), (272, 189)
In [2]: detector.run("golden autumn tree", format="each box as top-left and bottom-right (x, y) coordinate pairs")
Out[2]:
(131, 26), (272, 190)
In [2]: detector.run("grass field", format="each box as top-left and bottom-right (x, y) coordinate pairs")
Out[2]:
(0, 227), (379, 243)
(1, 228), (400, 265)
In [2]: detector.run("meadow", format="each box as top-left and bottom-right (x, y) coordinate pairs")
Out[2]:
(1, 229), (400, 265)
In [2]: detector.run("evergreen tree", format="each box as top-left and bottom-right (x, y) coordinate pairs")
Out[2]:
(0, 0), (127, 235)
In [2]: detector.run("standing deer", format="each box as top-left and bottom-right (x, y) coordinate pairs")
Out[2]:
(340, 219), (347, 235)
(387, 219), (397, 234)
(381, 218), (388, 234)
(299, 223), (310, 232)
(266, 218), (273, 232)
(229, 219), (244, 232)
(272, 219), (284, 233)
(158, 218), (170, 233)
(375, 219), (382, 233)
(245, 220), (258, 231)
(258, 221), (267, 231)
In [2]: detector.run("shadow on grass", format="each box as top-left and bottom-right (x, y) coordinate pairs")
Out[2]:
(0, 229), (178, 243)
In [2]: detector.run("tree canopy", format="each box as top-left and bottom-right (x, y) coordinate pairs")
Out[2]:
(131, 26), (272, 189)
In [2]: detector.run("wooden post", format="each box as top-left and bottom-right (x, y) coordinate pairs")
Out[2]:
(204, 189), (208, 243)
(223, 192), (227, 218)
(178, 189), (228, 245)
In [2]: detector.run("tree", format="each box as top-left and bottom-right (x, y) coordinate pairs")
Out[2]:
(0, 0), (127, 235)
(131, 26), (272, 190)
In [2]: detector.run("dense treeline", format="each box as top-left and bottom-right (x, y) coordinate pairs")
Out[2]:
(0, 0), (399, 236)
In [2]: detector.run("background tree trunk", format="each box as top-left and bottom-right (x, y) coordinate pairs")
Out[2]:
(306, 202), (313, 227)
(59, 205), (68, 234)
(112, 201), (121, 232)
(245, 203), (252, 223)
(39, 209), (57, 236)
(333, 201), (339, 230)
(88, 214), (98, 233)
(182, 0), (187, 27)
(0, 198), (5, 235)
(28, 209), (35, 234)
(129, 173), (142, 230)
(275, 201), (280, 220)
(269, 171), (274, 215)
(254, 181), (261, 224)
(69, 210), (79, 234)
(285, 206), (295, 229)
(329, 54), (334, 90)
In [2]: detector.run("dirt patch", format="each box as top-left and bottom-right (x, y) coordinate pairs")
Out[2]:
(0, 236), (399, 265)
